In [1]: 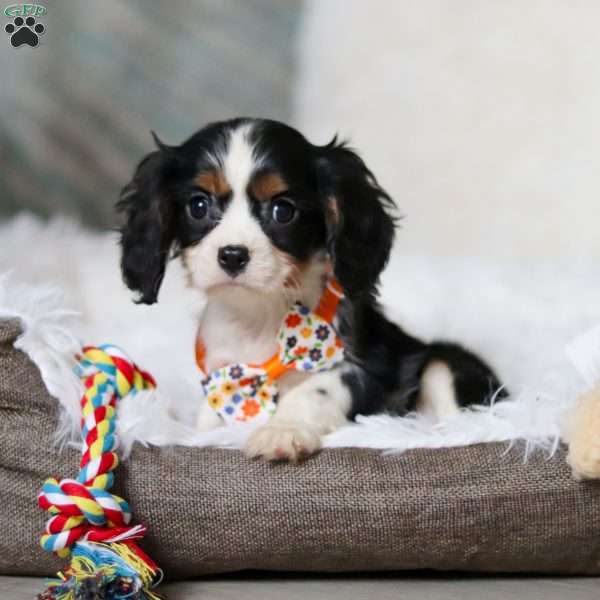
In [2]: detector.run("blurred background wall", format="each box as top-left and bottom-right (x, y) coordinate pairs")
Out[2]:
(1, 0), (599, 259)
(0, 0), (300, 228)
(296, 0), (600, 260)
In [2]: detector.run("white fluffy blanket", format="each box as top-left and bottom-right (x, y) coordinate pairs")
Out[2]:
(0, 214), (596, 455)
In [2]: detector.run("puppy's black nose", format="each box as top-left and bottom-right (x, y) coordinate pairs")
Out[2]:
(217, 245), (250, 277)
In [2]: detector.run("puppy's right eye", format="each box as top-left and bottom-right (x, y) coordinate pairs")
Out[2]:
(188, 194), (209, 220)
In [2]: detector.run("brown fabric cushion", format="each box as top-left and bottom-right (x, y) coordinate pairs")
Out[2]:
(1, 317), (600, 578)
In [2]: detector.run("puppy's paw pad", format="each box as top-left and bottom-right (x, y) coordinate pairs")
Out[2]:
(245, 423), (321, 462)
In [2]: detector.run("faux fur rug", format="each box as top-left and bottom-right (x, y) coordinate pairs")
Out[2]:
(1, 213), (597, 455)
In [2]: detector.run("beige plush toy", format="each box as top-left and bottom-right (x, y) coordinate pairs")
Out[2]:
(564, 327), (600, 480)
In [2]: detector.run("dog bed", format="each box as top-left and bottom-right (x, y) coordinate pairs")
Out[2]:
(2, 216), (600, 578)
(2, 318), (600, 578)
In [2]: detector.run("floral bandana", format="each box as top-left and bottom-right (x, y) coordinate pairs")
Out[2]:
(196, 279), (345, 424)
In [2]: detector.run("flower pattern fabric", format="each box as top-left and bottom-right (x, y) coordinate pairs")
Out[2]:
(203, 365), (278, 424)
(276, 302), (344, 371)
(200, 283), (345, 425)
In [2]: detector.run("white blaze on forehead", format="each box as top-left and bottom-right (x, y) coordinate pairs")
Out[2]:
(222, 123), (259, 202)
(216, 123), (262, 238)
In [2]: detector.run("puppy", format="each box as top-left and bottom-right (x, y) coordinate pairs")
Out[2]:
(118, 117), (505, 460)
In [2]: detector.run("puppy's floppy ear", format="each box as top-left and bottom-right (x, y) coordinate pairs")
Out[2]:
(117, 133), (178, 305)
(318, 138), (396, 298)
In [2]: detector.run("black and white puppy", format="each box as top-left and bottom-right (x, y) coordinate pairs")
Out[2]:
(118, 117), (505, 461)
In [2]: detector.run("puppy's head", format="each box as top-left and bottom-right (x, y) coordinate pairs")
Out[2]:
(118, 118), (395, 304)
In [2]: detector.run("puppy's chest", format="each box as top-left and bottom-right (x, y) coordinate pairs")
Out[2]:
(197, 302), (314, 395)
(200, 317), (278, 371)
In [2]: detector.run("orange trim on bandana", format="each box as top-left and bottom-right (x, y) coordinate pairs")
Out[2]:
(195, 339), (207, 375)
(261, 354), (294, 383)
(314, 279), (344, 322)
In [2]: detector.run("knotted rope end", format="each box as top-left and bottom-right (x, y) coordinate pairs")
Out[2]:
(37, 345), (162, 600)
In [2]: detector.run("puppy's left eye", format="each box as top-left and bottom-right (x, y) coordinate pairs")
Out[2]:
(271, 198), (296, 224)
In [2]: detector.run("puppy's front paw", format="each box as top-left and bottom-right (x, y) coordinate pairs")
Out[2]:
(245, 422), (322, 462)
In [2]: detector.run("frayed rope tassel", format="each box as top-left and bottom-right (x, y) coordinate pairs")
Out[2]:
(37, 345), (163, 599)
(38, 541), (162, 600)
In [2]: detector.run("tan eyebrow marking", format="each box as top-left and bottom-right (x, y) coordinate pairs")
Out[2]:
(195, 169), (231, 196)
(250, 172), (288, 201)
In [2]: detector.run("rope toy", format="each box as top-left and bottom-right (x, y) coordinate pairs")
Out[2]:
(37, 345), (163, 600)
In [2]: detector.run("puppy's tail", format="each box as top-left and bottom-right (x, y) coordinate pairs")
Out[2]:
(401, 342), (507, 418)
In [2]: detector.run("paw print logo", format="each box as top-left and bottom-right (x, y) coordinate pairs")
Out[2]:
(5, 16), (45, 48)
